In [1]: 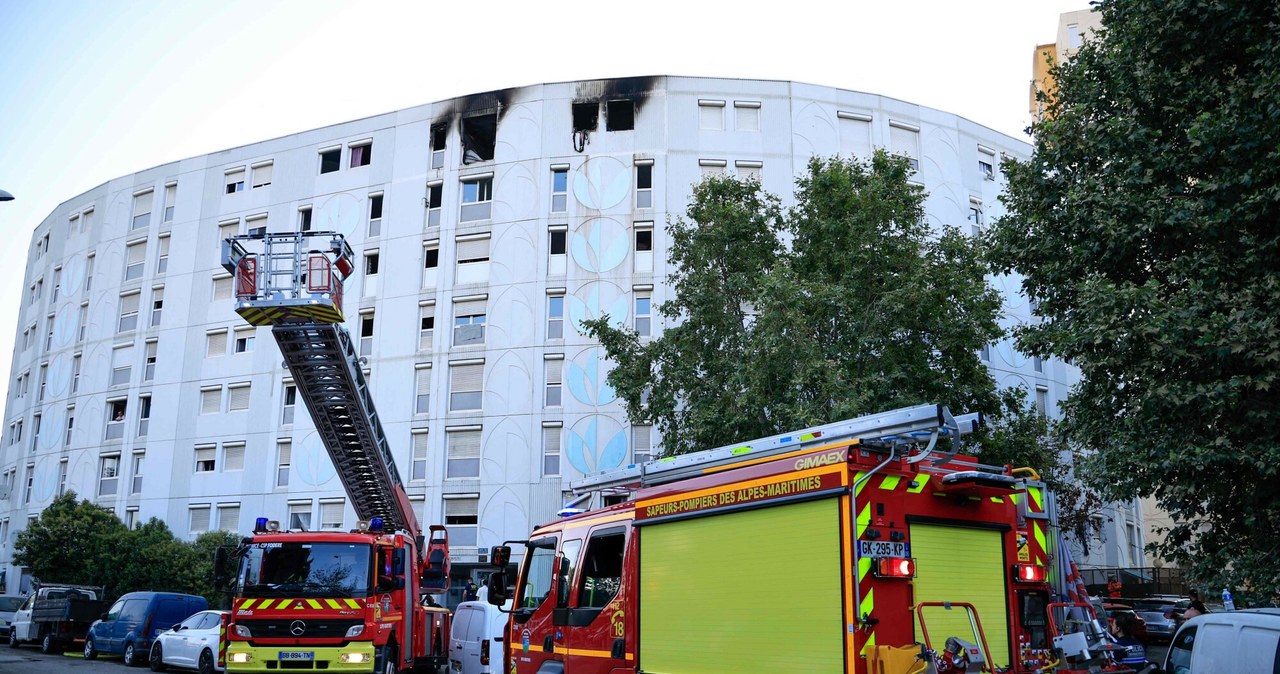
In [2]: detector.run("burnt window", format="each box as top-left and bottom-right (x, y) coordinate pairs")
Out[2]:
(606, 100), (634, 131)
(573, 102), (599, 132)
(461, 113), (497, 164)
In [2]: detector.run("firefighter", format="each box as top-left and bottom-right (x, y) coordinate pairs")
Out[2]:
(1107, 575), (1123, 599)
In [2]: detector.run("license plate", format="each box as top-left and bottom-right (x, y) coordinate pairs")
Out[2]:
(859, 540), (910, 558)
(278, 651), (315, 661)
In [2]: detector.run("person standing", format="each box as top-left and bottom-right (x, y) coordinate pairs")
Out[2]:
(1108, 575), (1123, 599)
(1183, 589), (1208, 619)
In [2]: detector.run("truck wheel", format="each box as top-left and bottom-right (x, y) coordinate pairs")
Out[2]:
(381, 645), (398, 674)
(40, 633), (57, 654)
(149, 643), (167, 672)
(84, 636), (98, 660)
(7, 629), (16, 648)
(197, 649), (214, 674)
(124, 641), (140, 666)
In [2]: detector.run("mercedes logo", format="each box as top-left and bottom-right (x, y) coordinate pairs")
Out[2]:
(290, 620), (307, 637)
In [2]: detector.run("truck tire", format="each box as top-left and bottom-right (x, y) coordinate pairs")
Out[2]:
(381, 645), (398, 674)
(7, 629), (16, 648)
(84, 636), (98, 660)
(41, 633), (57, 655)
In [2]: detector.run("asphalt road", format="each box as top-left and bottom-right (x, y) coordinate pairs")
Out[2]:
(0, 646), (126, 673)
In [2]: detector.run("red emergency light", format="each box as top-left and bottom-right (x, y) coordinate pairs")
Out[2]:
(1012, 563), (1047, 583)
(874, 557), (916, 579)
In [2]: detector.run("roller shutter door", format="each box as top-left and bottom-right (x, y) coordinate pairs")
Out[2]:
(910, 523), (1010, 668)
(640, 499), (843, 673)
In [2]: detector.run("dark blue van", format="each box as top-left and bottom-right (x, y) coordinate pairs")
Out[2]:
(83, 592), (207, 666)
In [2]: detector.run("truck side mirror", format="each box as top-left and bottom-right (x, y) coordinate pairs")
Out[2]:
(213, 546), (229, 588)
(485, 571), (507, 607)
(490, 545), (511, 568)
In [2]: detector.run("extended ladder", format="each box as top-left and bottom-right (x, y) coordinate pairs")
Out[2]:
(571, 403), (982, 496)
(222, 231), (416, 534)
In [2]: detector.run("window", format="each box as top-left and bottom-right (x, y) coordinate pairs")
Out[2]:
(106, 398), (126, 438)
(980, 343), (991, 361)
(443, 496), (478, 547)
(77, 304), (87, 342)
(422, 240), (440, 288)
(426, 181), (443, 227)
(735, 160), (763, 182)
(1033, 355), (1044, 373)
(43, 316), (52, 351)
(367, 193), (384, 237)
(288, 501), (312, 530)
(150, 286), (163, 327)
(969, 200), (984, 237)
(359, 311), (375, 357)
(550, 166), (569, 212)
(163, 183), (176, 222)
(132, 191), (153, 229)
(218, 503), (241, 532)
(194, 445), (216, 473)
(455, 234), (491, 284)
(698, 99), (725, 130)
(545, 356), (563, 407)
(547, 295), (565, 339)
(319, 147), (340, 174)
(282, 383), (296, 424)
(58, 458), (69, 496)
(298, 206), (313, 232)
(276, 439), (291, 487)
(201, 386), (222, 414)
(213, 274), (233, 300)
(633, 425), (653, 463)
(81, 208), (93, 233)
(889, 120), (921, 171)
(207, 330), (228, 357)
(349, 141), (372, 168)
(31, 412), (41, 449)
(461, 113), (496, 163)
(549, 228), (567, 275)
(734, 100), (761, 132)
(228, 384), (251, 411)
(52, 268), (61, 301)
(143, 341), (156, 381)
(453, 298), (487, 347)
(118, 291), (140, 333)
(542, 424), (561, 476)
(65, 405), (75, 446)
(137, 395), (151, 437)
(223, 442), (246, 470)
(634, 295), (652, 337)
(1067, 22), (1082, 49)
(415, 364), (432, 414)
(245, 213), (267, 237)
(98, 455), (119, 497)
(460, 176), (493, 222)
(430, 124), (447, 169)
(111, 345), (133, 386)
(409, 429), (429, 481)
(363, 251), (379, 297)
(131, 451), (144, 494)
(979, 159), (995, 180)
(1035, 386), (1049, 419)
(218, 219), (238, 240)
(699, 158), (727, 178)
(320, 499), (344, 530)
(634, 223), (654, 273)
(225, 168), (245, 194)
(189, 505), (211, 534)
(251, 161), (273, 188)
(85, 253), (94, 292)
(449, 362), (484, 412)
(234, 327), (255, 353)
(635, 161), (653, 209)
(418, 304), (435, 351)
(606, 99), (634, 131)
(156, 235), (169, 274)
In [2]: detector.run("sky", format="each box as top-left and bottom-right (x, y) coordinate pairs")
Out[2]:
(0, 0), (1087, 394)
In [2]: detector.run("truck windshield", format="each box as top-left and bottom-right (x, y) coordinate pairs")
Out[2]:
(239, 542), (373, 598)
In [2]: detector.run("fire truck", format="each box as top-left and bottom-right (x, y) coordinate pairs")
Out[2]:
(485, 404), (1141, 673)
(215, 231), (452, 673)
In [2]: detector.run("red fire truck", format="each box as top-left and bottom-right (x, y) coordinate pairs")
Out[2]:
(485, 404), (1140, 673)
(216, 232), (452, 673)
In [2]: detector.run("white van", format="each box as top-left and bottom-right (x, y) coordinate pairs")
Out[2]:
(1164, 608), (1280, 674)
(450, 600), (509, 674)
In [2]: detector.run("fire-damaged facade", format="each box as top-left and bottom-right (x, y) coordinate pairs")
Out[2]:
(0, 76), (1143, 600)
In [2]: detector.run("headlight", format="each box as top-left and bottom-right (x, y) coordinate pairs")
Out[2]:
(233, 624), (252, 638)
(228, 652), (254, 664)
(344, 624), (365, 638)
(339, 652), (371, 664)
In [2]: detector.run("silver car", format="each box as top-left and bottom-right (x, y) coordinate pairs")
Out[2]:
(0, 596), (23, 638)
(1138, 609), (1177, 642)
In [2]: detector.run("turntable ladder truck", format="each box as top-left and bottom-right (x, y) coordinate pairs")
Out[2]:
(218, 230), (451, 673)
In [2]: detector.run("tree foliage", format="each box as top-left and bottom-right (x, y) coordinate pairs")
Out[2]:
(586, 152), (1005, 456)
(989, 0), (1280, 602)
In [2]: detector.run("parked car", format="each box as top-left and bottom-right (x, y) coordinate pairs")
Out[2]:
(1101, 602), (1149, 643)
(1165, 608), (1280, 674)
(1136, 609), (1177, 642)
(0, 596), (24, 639)
(450, 600), (510, 674)
(84, 592), (208, 667)
(148, 609), (227, 673)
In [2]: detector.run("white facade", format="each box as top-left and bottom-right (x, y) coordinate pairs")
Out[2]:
(0, 76), (1121, 590)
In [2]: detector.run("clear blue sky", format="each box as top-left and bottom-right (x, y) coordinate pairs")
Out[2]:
(0, 0), (1087, 392)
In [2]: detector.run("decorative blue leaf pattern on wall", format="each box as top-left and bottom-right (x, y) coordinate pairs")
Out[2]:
(566, 415), (628, 475)
(566, 282), (629, 336)
(571, 156), (630, 210)
(567, 348), (617, 406)
(569, 218), (628, 273)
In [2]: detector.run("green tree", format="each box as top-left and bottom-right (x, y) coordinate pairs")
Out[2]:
(113, 519), (198, 597)
(186, 530), (242, 607)
(586, 152), (1004, 456)
(989, 0), (1280, 601)
(14, 491), (128, 588)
